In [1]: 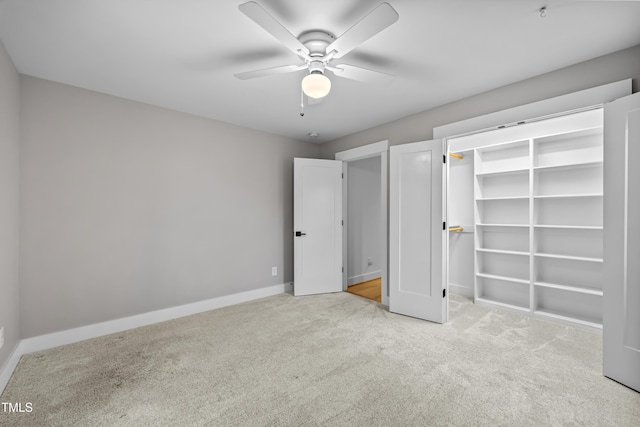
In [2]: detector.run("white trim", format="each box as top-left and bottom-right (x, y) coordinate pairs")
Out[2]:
(0, 282), (292, 394)
(0, 341), (25, 395)
(434, 79), (631, 139)
(347, 270), (383, 286)
(380, 153), (388, 306)
(336, 140), (388, 161)
(448, 108), (603, 153)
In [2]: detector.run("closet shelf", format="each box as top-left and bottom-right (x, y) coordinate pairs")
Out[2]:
(533, 252), (603, 263)
(475, 273), (529, 285)
(477, 248), (529, 256)
(476, 196), (529, 201)
(533, 224), (603, 230)
(475, 297), (530, 314)
(476, 223), (529, 228)
(476, 168), (529, 178)
(534, 281), (603, 296)
(533, 160), (603, 172)
(533, 193), (603, 199)
(533, 310), (602, 331)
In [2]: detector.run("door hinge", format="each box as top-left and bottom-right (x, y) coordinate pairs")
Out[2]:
(443, 289), (446, 298)
(342, 220), (344, 226)
(342, 173), (344, 178)
(342, 267), (344, 273)
(443, 221), (446, 230)
(443, 154), (446, 164)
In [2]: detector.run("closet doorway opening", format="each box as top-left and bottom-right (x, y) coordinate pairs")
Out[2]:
(445, 108), (605, 330)
(437, 80), (631, 330)
(336, 141), (388, 306)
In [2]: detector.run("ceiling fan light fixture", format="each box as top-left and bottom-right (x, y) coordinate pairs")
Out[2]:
(302, 72), (331, 99)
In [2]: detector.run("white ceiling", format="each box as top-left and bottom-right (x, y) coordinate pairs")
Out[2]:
(1, 1), (639, 143)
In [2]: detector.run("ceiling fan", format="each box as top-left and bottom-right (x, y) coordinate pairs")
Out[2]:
(234, 1), (399, 102)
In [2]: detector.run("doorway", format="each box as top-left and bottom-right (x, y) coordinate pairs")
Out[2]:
(336, 141), (388, 305)
(345, 156), (382, 302)
(346, 277), (382, 303)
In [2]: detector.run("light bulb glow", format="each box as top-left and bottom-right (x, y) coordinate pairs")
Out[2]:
(301, 73), (331, 99)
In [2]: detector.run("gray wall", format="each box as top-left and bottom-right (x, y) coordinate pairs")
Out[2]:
(19, 76), (320, 338)
(447, 152), (475, 296)
(320, 45), (640, 158)
(0, 41), (20, 367)
(347, 157), (382, 284)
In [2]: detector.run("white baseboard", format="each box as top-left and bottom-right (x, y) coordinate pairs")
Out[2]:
(347, 270), (382, 286)
(0, 282), (292, 394)
(449, 283), (473, 298)
(0, 341), (25, 396)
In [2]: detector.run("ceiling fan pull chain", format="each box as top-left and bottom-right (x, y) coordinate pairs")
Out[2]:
(300, 86), (305, 117)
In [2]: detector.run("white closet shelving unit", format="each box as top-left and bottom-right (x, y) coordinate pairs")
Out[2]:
(470, 110), (604, 330)
(474, 139), (531, 313)
(531, 127), (603, 329)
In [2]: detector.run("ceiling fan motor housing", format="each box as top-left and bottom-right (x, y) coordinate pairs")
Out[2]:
(298, 30), (335, 57)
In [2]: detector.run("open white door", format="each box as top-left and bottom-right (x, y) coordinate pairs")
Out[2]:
(603, 92), (640, 392)
(293, 158), (343, 296)
(389, 139), (447, 322)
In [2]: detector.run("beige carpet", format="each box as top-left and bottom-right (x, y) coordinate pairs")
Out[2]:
(1, 292), (638, 426)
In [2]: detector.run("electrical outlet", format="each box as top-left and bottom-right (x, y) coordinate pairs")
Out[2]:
(368, 257), (373, 266)
(271, 266), (277, 276)
(0, 327), (4, 350)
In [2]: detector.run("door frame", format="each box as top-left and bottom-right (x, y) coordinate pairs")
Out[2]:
(336, 140), (389, 305)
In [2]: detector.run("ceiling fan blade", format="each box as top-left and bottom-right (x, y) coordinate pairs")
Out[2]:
(328, 64), (394, 85)
(235, 64), (306, 80)
(326, 3), (399, 59)
(238, 2), (309, 57)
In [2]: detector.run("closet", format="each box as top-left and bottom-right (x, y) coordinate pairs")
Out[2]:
(389, 86), (639, 390)
(447, 109), (604, 330)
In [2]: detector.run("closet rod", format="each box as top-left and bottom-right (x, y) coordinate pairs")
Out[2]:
(449, 152), (464, 160)
(448, 226), (464, 232)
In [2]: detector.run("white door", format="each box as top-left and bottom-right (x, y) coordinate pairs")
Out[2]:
(603, 92), (640, 392)
(389, 139), (447, 322)
(293, 158), (343, 296)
